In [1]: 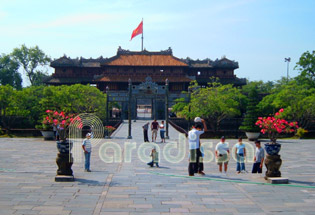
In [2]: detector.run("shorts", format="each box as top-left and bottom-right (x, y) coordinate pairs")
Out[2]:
(152, 129), (158, 136)
(216, 154), (229, 165)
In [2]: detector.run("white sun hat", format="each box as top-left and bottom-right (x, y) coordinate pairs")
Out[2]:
(194, 117), (202, 122)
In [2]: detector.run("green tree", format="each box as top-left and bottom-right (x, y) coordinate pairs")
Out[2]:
(295, 50), (315, 82)
(0, 85), (28, 132)
(172, 97), (189, 118)
(239, 87), (261, 132)
(19, 86), (45, 126)
(39, 84), (107, 121)
(258, 79), (315, 129)
(0, 54), (22, 89)
(11, 44), (51, 86)
(173, 82), (246, 131)
(242, 80), (274, 95)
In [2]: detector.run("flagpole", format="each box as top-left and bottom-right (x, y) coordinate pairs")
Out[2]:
(141, 18), (144, 51)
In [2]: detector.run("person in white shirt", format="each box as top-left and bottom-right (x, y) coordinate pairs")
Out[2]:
(188, 119), (207, 176)
(215, 136), (230, 174)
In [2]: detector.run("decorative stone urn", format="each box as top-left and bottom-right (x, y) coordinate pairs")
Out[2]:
(55, 140), (74, 181)
(40, 130), (55, 140)
(245, 132), (260, 141)
(264, 143), (282, 179)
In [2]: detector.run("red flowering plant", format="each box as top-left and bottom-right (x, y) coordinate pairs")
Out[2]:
(104, 126), (116, 134)
(43, 110), (82, 141)
(255, 108), (299, 144)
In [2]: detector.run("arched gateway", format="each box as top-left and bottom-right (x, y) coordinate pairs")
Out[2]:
(107, 76), (188, 120)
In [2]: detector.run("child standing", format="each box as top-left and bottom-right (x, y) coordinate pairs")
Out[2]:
(147, 147), (159, 167)
(215, 136), (230, 174)
(235, 137), (246, 174)
(82, 133), (92, 172)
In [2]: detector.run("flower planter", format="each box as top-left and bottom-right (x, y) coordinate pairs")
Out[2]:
(245, 132), (260, 141)
(40, 130), (55, 140)
(264, 143), (281, 155)
(264, 143), (282, 178)
(56, 140), (74, 179)
(56, 140), (73, 154)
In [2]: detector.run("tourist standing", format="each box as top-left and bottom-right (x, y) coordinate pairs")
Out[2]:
(252, 140), (265, 173)
(160, 121), (166, 143)
(142, 122), (149, 142)
(151, 119), (159, 142)
(215, 136), (230, 174)
(53, 126), (57, 140)
(147, 147), (159, 167)
(89, 127), (94, 138)
(188, 119), (207, 176)
(82, 133), (92, 172)
(235, 137), (246, 174)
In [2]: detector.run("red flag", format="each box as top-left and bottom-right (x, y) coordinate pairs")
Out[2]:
(130, 21), (143, 41)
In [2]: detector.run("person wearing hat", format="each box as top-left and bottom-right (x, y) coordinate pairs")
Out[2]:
(82, 133), (92, 172)
(215, 136), (230, 174)
(188, 118), (207, 176)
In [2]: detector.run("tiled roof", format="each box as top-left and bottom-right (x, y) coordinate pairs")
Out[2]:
(103, 54), (188, 67)
(101, 48), (188, 67)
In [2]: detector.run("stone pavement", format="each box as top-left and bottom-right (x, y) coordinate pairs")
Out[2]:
(0, 120), (315, 215)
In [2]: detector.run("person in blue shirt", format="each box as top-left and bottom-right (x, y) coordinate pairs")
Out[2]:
(188, 119), (207, 176)
(82, 133), (92, 172)
(235, 137), (246, 174)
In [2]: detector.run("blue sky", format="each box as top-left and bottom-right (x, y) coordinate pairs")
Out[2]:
(0, 0), (314, 86)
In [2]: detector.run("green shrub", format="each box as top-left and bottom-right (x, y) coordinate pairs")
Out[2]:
(296, 128), (308, 139)
(239, 87), (261, 132)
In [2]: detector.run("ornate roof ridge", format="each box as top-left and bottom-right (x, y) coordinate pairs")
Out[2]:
(117, 46), (173, 55)
(51, 55), (108, 67)
(181, 56), (238, 69)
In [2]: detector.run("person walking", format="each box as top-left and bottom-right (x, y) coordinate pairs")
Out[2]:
(235, 137), (246, 174)
(159, 121), (166, 143)
(252, 140), (265, 174)
(188, 119), (207, 176)
(215, 136), (230, 174)
(82, 133), (92, 172)
(142, 122), (149, 142)
(151, 119), (159, 142)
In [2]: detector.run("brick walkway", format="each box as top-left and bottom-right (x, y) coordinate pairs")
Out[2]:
(0, 120), (315, 215)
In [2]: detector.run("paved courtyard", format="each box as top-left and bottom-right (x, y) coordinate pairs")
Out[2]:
(0, 120), (315, 215)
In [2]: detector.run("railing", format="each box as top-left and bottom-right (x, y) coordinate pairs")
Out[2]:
(169, 118), (246, 139)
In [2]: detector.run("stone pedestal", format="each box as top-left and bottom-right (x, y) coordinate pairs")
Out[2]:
(55, 153), (74, 182)
(267, 177), (289, 184)
(264, 154), (282, 179)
